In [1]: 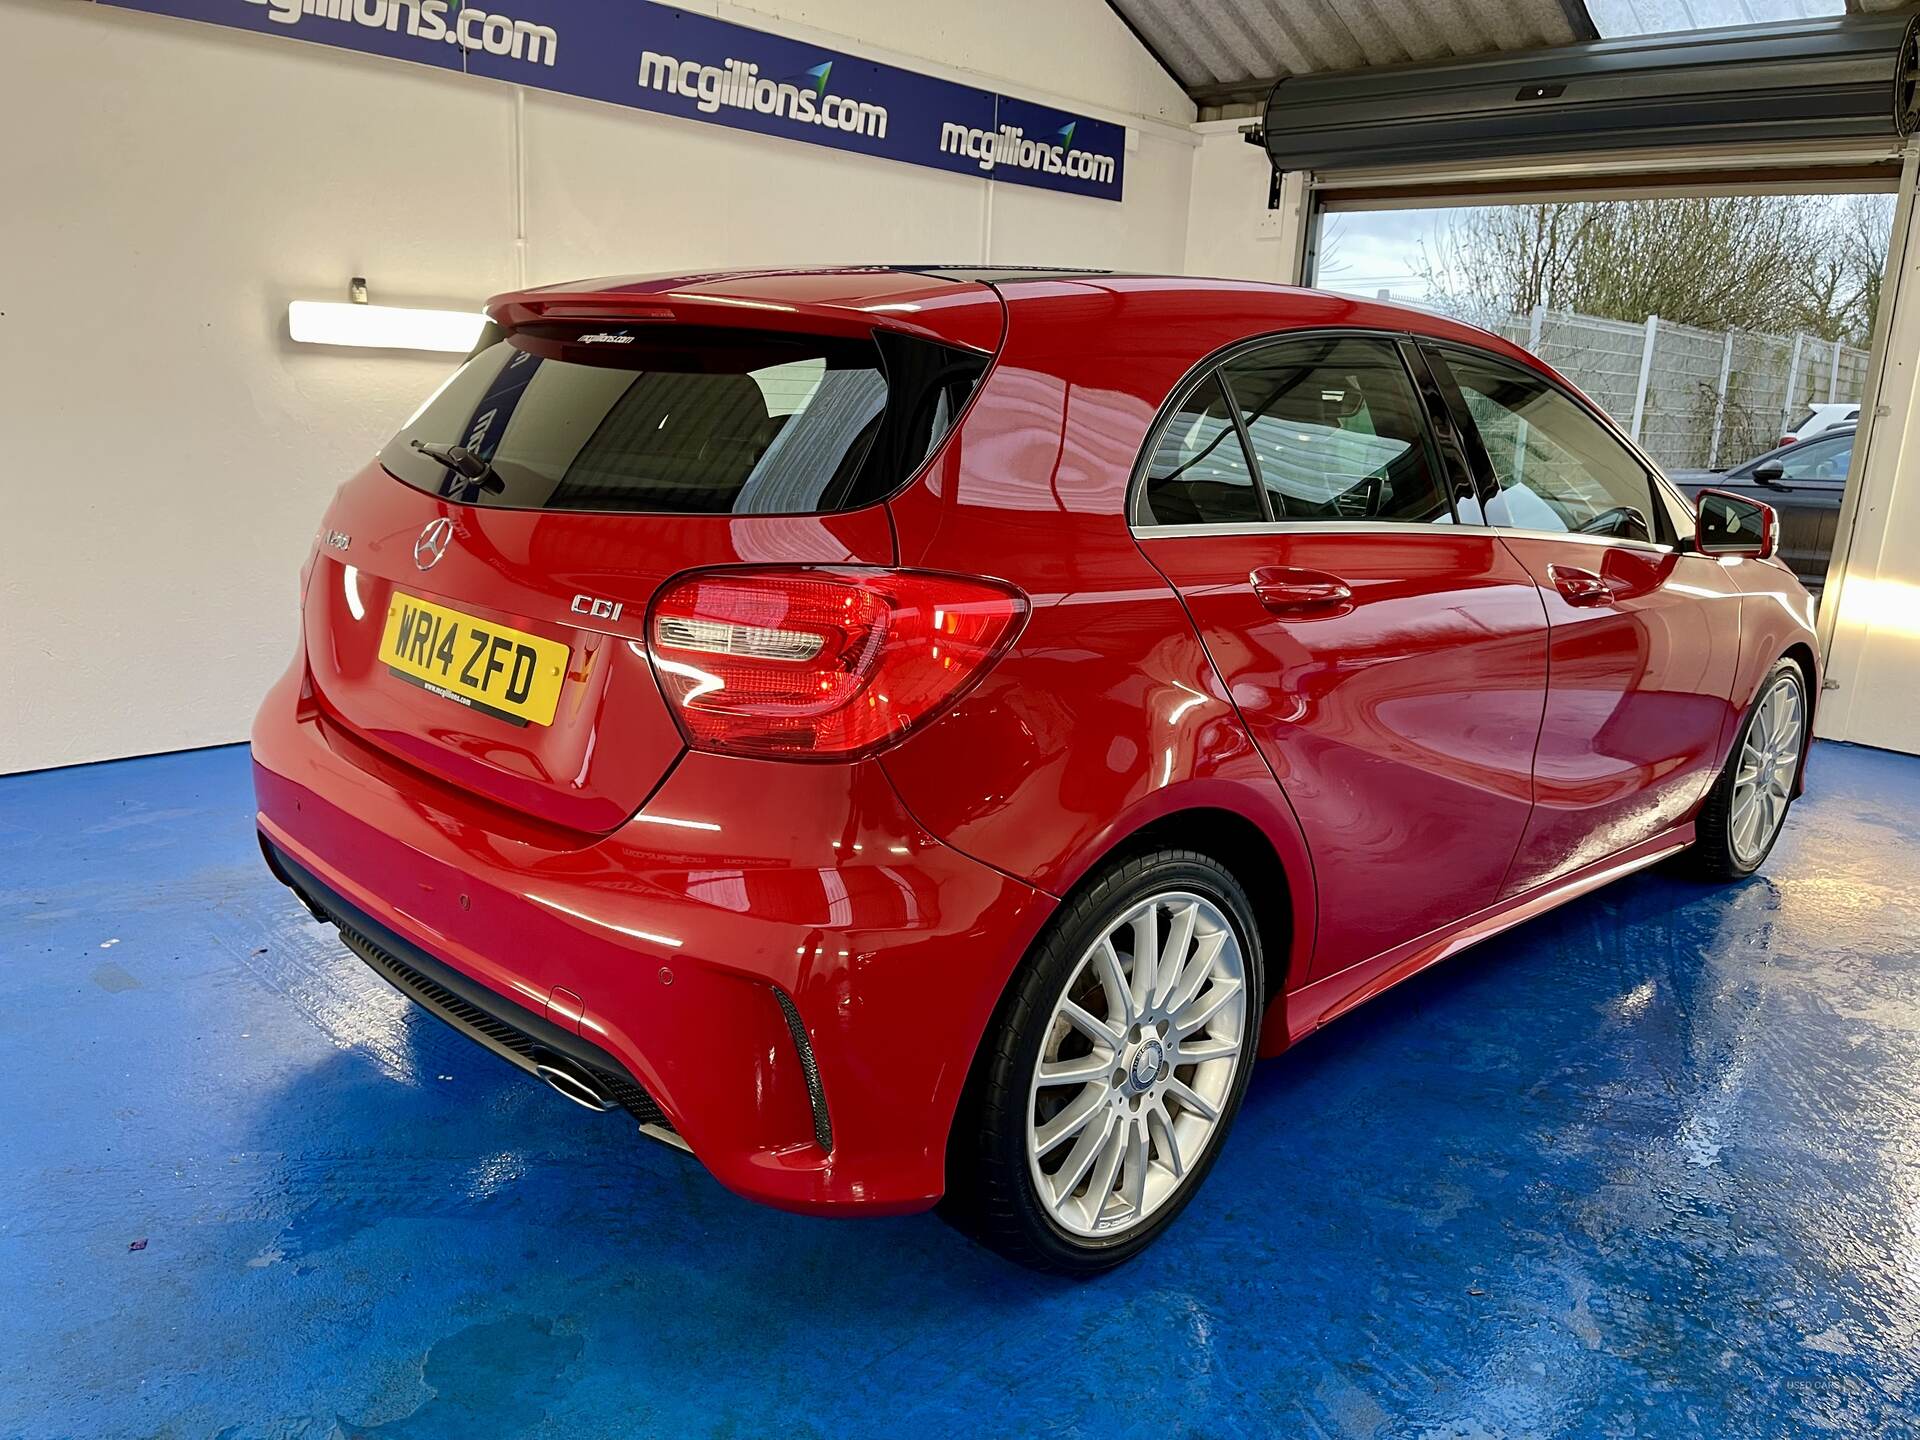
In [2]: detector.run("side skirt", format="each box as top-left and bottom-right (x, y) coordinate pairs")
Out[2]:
(1260, 824), (1694, 1056)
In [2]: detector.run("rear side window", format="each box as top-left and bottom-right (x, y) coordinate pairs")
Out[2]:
(1220, 336), (1451, 524)
(1139, 376), (1263, 525)
(381, 324), (987, 515)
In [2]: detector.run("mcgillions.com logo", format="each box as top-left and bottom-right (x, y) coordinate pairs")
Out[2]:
(638, 54), (889, 138)
(242, 0), (558, 66)
(940, 120), (1116, 185)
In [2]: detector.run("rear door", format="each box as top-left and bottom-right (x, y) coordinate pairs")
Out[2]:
(1134, 332), (1549, 981)
(1424, 342), (1741, 896)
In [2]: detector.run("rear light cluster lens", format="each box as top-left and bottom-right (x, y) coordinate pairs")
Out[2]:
(647, 567), (1027, 760)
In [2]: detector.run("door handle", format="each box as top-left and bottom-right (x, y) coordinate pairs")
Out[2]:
(1249, 566), (1353, 614)
(1547, 563), (1616, 606)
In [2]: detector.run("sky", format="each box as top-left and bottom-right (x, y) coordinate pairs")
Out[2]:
(1312, 208), (1452, 305)
(1312, 192), (1896, 316)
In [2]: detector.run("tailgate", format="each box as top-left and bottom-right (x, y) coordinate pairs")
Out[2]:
(305, 465), (895, 834)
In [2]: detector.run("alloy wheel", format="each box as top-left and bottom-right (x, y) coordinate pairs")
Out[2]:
(1731, 672), (1804, 867)
(1025, 891), (1248, 1239)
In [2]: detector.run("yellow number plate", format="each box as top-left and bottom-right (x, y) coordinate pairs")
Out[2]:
(381, 592), (570, 728)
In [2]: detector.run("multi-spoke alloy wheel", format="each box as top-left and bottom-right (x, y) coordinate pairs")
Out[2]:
(1026, 892), (1246, 1237)
(943, 849), (1263, 1274)
(1730, 671), (1804, 868)
(1689, 657), (1807, 881)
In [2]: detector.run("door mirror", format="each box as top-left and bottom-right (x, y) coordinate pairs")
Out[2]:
(1751, 459), (1788, 489)
(1695, 488), (1778, 559)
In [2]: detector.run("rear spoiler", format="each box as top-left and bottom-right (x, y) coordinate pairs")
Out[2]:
(487, 286), (1003, 355)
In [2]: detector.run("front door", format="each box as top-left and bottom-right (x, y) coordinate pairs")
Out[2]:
(1134, 332), (1549, 981)
(1424, 343), (1741, 897)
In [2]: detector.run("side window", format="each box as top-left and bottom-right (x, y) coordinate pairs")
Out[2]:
(1220, 336), (1453, 524)
(1140, 375), (1263, 525)
(1776, 433), (1853, 483)
(1438, 348), (1661, 544)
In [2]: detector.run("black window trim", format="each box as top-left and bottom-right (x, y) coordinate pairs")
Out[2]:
(1399, 340), (1485, 524)
(1129, 326), (1462, 535)
(1419, 339), (1682, 553)
(1218, 370), (1275, 524)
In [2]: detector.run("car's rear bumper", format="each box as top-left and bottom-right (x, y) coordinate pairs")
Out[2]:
(261, 838), (685, 1138)
(251, 658), (1053, 1214)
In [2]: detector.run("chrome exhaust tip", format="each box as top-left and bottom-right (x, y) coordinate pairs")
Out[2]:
(532, 1052), (616, 1112)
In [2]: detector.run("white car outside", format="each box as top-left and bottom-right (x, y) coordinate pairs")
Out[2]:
(1782, 401), (1861, 446)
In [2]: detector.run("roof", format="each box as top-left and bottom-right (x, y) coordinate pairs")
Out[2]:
(984, 272), (1541, 359)
(1107, 0), (1915, 104)
(1111, 0), (1587, 99)
(491, 266), (1543, 374)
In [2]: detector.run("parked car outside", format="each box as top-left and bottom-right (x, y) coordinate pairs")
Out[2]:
(1779, 401), (1859, 447)
(1671, 425), (1854, 596)
(253, 268), (1818, 1272)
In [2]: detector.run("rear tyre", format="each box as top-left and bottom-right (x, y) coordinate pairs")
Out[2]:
(942, 849), (1264, 1275)
(1687, 657), (1807, 881)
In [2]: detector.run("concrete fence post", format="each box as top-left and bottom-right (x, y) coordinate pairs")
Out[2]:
(1709, 330), (1736, 469)
(1528, 303), (1546, 353)
(1782, 333), (1805, 435)
(1827, 338), (1842, 403)
(1630, 313), (1659, 443)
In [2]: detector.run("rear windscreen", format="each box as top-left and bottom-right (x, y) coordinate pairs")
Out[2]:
(380, 323), (989, 515)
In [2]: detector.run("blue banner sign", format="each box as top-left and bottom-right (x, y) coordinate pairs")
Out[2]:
(95, 0), (1127, 201)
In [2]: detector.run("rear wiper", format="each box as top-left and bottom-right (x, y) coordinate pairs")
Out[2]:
(411, 439), (505, 494)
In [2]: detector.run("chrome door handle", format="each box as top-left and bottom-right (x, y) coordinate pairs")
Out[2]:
(1250, 566), (1353, 614)
(1547, 563), (1616, 606)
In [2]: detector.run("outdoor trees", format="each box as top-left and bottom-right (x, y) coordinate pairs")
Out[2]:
(1416, 193), (1894, 344)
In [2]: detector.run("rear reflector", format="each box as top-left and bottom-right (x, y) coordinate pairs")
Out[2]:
(647, 567), (1027, 760)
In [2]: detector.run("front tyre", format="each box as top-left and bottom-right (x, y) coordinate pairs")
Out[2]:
(943, 850), (1264, 1275)
(1688, 657), (1808, 880)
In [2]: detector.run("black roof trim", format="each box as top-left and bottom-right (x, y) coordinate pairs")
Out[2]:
(892, 265), (1123, 284)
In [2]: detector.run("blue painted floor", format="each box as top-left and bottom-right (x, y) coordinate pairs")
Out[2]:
(4, 742), (1920, 1438)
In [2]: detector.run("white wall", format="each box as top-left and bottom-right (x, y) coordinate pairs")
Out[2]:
(1184, 121), (1305, 284)
(0, 0), (1196, 773)
(1815, 140), (1920, 755)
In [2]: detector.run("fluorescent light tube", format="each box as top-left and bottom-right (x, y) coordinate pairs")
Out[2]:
(288, 301), (486, 353)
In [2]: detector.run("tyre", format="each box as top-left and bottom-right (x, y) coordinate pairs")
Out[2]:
(942, 849), (1265, 1275)
(1687, 657), (1808, 881)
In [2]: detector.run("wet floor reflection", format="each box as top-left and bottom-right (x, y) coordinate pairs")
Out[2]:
(3, 742), (1918, 1437)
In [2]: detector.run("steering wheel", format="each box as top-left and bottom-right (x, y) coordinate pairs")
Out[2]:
(1575, 505), (1651, 542)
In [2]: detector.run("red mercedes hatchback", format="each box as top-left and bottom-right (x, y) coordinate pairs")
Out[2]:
(254, 267), (1817, 1272)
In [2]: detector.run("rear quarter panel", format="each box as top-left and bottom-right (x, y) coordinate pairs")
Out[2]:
(882, 281), (1323, 996)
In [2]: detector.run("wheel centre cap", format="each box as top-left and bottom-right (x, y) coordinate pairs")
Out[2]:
(1129, 1039), (1165, 1091)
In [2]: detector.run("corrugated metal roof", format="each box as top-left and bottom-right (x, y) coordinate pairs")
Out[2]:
(1110, 0), (1915, 97)
(1108, 0), (1590, 93)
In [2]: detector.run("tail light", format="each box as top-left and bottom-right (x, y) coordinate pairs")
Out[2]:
(1779, 435), (1797, 447)
(646, 567), (1027, 760)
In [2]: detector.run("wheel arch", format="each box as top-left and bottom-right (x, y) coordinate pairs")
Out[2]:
(938, 792), (1312, 1211)
(1779, 640), (1819, 796)
(940, 789), (1314, 1187)
(1088, 806), (1302, 1011)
